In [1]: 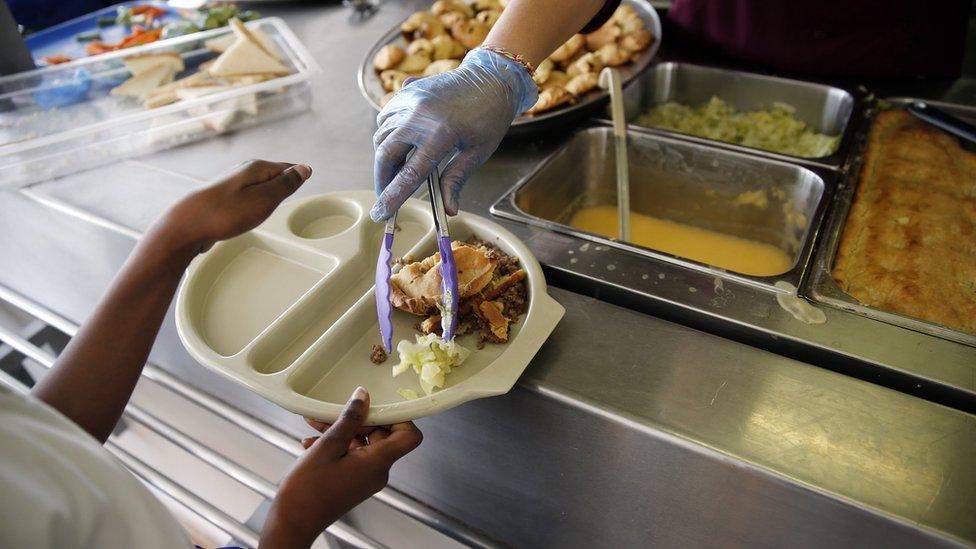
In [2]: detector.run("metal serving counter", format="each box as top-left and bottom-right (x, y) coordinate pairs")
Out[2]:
(1, 2), (974, 547)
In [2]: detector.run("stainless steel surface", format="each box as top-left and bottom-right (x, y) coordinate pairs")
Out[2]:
(357, 0), (661, 133)
(610, 62), (859, 167)
(1, 1), (975, 547)
(808, 98), (976, 349)
(493, 126), (830, 290)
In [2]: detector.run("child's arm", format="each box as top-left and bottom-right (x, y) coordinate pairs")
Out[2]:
(32, 160), (312, 443)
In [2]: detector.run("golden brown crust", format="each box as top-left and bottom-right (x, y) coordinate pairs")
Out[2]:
(832, 109), (976, 334)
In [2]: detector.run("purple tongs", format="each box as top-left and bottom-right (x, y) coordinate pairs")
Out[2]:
(376, 169), (459, 353)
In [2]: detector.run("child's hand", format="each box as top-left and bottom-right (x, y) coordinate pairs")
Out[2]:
(260, 388), (423, 548)
(159, 160), (312, 256)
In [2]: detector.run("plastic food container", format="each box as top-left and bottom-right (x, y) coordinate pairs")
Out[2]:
(0, 17), (318, 188)
(175, 191), (565, 425)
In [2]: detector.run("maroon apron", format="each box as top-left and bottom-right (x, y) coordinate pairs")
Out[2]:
(667, 0), (970, 78)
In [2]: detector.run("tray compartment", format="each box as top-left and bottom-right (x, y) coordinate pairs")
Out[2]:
(246, 204), (434, 374)
(286, 221), (526, 407)
(288, 195), (363, 239)
(608, 62), (857, 166)
(807, 98), (976, 347)
(0, 18), (318, 188)
(181, 232), (337, 357)
(493, 127), (829, 288)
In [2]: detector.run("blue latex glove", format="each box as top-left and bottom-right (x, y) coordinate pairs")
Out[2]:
(370, 48), (538, 222)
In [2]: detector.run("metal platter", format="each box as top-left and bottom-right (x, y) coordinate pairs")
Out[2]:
(806, 97), (976, 348)
(356, 0), (661, 134)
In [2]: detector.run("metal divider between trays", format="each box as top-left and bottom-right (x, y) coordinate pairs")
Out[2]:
(0, 282), (501, 549)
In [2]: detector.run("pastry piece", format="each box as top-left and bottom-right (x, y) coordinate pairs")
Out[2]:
(123, 52), (184, 76)
(584, 20), (620, 51)
(566, 52), (603, 77)
(476, 9), (501, 28)
(550, 34), (585, 63)
(620, 29), (653, 53)
(209, 36), (290, 77)
(228, 18), (281, 61)
(526, 86), (575, 114)
(401, 11), (445, 40)
(373, 44), (406, 70)
(612, 4), (638, 23)
(397, 53), (432, 74)
(596, 43), (629, 67)
(540, 70), (569, 90)
(565, 72), (598, 95)
(379, 91), (396, 107)
(832, 109), (976, 334)
(451, 19), (489, 50)
(111, 63), (175, 99)
(616, 10), (645, 34)
(532, 58), (554, 85)
(439, 11), (468, 29)
(407, 39), (434, 58)
(431, 0), (473, 18)
(390, 242), (498, 315)
(380, 69), (409, 92)
(473, 0), (503, 11)
(431, 34), (466, 59)
(424, 59), (460, 76)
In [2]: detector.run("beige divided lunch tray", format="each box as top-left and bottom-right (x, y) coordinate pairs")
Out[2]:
(175, 190), (564, 425)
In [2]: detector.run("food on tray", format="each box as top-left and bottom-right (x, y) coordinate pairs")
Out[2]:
(204, 24), (275, 55)
(110, 62), (176, 98)
(105, 17), (293, 142)
(389, 238), (528, 346)
(42, 3), (260, 63)
(370, 344), (388, 364)
(373, 44), (407, 70)
(636, 97), (841, 158)
(393, 333), (471, 396)
(526, 87), (575, 115)
(397, 388), (420, 400)
(374, 2), (654, 116)
(123, 52), (184, 75)
(570, 205), (793, 277)
(832, 109), (976, 334)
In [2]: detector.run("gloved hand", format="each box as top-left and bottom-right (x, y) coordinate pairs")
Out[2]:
(370, 47), (538, 222)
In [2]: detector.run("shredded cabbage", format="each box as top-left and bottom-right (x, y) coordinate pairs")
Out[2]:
(636, 96), (841, 158)
(396, 388), (419, 400)
(392, 333), (470, 395)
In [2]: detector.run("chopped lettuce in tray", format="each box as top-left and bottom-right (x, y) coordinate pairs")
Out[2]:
(637, 96), (841, 158)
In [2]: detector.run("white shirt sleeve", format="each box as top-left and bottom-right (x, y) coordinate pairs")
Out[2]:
(0, 385), (191, 549)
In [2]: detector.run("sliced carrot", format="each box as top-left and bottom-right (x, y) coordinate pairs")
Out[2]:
(41, 54), (73, 64)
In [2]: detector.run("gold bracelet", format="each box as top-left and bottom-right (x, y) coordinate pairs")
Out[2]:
(479, 44), (536, 76)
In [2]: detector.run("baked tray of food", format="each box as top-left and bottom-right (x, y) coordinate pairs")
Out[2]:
(175, 190), (564, 425)
(808, 98), (976, 347)
(0, 18), (317, 188)
(357, 0), (660, 133)
(491, 125), (837, 293)
(605, 62), (862, 168)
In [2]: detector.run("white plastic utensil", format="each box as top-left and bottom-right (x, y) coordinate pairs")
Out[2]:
(599, 67), (630, 242)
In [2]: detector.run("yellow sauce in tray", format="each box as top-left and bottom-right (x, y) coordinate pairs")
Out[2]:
(569, 205), (793, 276)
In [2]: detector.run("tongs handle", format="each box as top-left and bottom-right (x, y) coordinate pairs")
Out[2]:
(375, 212), (396, 353)
(907, 101), (976, 146)
(428, 170), (459, 340)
